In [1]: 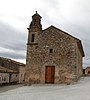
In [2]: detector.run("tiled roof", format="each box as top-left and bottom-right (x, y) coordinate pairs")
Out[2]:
(0, 66), (18, 73)
(0, 57), (25, 66)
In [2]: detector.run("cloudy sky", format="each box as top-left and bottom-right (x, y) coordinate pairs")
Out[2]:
(0, 0), (90, 67)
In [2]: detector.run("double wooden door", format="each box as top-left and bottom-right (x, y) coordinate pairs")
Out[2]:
(45, 66), (55, 83)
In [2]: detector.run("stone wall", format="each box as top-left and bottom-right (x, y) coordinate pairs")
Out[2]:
(0, 73), (9, 84)
(25, 26), (82, 84)
(76, 44), (83, 78)
(19, 66), (25, 83)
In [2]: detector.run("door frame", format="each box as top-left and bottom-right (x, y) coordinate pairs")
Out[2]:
(45, 66), (55, 84)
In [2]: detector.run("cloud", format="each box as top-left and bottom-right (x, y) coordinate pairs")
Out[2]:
(0, 51), (25, 59)
(0, 21), (27, 61)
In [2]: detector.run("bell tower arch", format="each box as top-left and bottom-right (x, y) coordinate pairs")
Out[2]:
(27, 11), (42, 44)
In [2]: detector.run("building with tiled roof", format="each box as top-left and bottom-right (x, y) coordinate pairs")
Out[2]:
(0, 57), (25, 84)
(25, 12), (85, 85)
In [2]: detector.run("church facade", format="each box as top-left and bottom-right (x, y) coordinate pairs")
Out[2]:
(25, 12), (85, 85)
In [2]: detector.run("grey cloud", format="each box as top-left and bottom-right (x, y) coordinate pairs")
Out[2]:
(0, 52), (25, 59)
(2, 42), (26, 51)
(0, 21), (27, 60)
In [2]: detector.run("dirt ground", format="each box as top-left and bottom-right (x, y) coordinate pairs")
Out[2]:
(0, 84), (24, 93)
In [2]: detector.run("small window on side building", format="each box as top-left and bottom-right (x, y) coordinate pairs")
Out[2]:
(49, 49), (53, 53)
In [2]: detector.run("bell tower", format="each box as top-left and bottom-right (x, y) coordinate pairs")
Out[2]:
(25, 11), (42, 85)
(27, 11), (42, 44)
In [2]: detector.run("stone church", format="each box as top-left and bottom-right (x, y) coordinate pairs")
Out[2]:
(25, 11), (85, 84)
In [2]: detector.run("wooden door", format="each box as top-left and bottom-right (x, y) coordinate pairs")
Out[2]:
(45, 66), (55, 83)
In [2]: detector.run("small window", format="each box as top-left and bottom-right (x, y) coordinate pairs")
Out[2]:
(31, 34), (35, 42)
(49, 49), (53, 53)
(1, 62), (4, 66)
(16, 74), (18, 77)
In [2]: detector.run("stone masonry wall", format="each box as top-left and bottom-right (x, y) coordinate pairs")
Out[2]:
(76, 44), (83, 78)
(25, 26), (80, 84)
